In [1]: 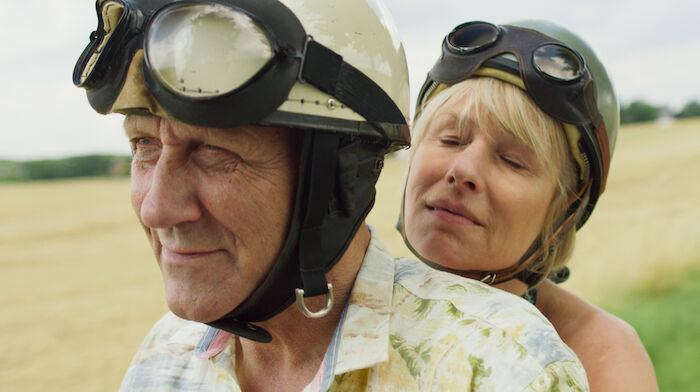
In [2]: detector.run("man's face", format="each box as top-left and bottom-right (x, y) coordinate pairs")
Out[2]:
(125, 115), (299, 322)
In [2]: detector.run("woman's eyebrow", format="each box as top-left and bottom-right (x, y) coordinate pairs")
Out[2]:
(429, 112), (460, 131)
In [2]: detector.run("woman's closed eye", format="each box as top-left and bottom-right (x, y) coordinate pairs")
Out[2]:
(500, 154), (525, 169)
(439, 136), (463, 146)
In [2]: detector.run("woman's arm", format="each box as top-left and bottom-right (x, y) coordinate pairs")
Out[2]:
(536, 280), (658, 392)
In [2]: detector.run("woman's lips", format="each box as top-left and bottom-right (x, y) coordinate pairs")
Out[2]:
(427, 200), (483, 226)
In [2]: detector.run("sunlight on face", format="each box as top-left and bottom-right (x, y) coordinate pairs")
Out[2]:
(125, 115), (300, 322)
(404, 97), (557, 272)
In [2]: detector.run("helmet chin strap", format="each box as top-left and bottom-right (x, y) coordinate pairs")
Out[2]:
(470, 180), (592, 287)
(206, 132), (315, 343)
(207, 130), (388, 343)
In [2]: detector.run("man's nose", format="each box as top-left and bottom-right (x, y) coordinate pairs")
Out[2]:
(139, 153), (202, 229)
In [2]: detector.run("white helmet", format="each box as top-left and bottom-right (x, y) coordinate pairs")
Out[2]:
(74, 0), (410, 342)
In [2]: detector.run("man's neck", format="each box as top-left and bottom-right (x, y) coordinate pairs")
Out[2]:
(235, 224), (371, 392)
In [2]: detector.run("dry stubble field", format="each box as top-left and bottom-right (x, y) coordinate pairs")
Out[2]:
(1, 119), (699, 391)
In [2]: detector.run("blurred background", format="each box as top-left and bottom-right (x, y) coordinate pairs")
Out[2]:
(1, 0), (699, 390)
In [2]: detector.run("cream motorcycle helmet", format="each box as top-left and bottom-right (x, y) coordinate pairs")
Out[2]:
(74, 0), (410, 342)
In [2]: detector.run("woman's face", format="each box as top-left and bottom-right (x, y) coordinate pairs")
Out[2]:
(404, 97), (558, 272)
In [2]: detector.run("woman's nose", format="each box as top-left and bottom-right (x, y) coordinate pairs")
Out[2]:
(445, 138), (488, 193)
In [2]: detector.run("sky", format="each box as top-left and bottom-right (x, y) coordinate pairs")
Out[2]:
(1, 0), (699, 160)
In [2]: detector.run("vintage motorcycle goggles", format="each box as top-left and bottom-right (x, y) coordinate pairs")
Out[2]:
(73, 0), (407, 143)
(419, 21), (610, 227)
(420, 21), (603, 127)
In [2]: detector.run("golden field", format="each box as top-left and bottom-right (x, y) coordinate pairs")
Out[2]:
(1, 118), (699, 391)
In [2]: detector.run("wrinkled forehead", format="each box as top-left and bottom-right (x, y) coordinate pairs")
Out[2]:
(122, 113), (300, 152)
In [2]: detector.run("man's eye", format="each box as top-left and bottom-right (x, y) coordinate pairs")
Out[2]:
(130, 137), (161, 161)
(197, 144), (230, 156)
(194, 143), (242, 172)
(131, 137), (154, 150)
(202, 144), (223, 152)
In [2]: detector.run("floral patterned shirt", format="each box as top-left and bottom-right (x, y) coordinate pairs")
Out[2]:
(120, 227), (587, 391)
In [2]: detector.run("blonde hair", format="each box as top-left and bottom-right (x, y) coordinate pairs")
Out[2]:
(409, 77), (579, 281)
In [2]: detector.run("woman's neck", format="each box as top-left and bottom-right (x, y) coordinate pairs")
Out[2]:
(494, 278), (529, 297)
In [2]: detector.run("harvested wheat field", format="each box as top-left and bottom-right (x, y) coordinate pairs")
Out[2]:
(1, 119), (699, 391)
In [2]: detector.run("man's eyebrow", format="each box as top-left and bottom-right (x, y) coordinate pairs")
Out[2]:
(123, 116), (137, 137)
(123, 115), (155, 137)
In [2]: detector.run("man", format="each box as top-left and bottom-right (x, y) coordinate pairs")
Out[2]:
(74, 0), (588, 390)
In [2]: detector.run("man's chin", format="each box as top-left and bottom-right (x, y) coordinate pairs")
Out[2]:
(169, 305), (231, 323)
(165, 294), (234, 323)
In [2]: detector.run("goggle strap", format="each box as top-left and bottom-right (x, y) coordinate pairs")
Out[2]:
(473, 66), (525, 89)
(512, 181), (591, 286)
(302, 40), (406, 125)
(204, 133), (319, 340)
(595, 121), (611, 193)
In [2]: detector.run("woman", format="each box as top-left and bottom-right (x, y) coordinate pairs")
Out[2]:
(399, 20), (658, 391)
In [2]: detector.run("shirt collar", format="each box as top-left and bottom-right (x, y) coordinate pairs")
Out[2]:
(319, 225), (395, 379)
(197, 225), (395, 389)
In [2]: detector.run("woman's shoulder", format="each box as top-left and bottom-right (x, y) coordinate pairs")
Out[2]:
(536, 281), (658, 391)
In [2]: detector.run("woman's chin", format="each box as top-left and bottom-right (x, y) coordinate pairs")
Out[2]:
(415, 245), (514, 274)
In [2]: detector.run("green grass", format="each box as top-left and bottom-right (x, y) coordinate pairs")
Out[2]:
(609, 267), (700, 391)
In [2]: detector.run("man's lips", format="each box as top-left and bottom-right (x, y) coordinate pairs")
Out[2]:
(160, 246), (222, 263)
(426, 200), (483, 226)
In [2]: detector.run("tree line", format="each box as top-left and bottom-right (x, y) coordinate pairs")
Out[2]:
(0, 155), (131, 182)
(621, 100), (700, 125)
(2, 100), (699, 182)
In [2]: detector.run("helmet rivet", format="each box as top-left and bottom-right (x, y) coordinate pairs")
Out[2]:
(326, 98), (340, 110)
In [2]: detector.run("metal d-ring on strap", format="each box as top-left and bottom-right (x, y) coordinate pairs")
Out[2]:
(295, 283), (334, 318)
(480, 273), (497, 284)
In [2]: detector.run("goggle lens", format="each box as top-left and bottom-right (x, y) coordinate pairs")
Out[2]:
(532, 44), (584, 82)
(146, 4), (274, 98)
(447, 22), (499, 54)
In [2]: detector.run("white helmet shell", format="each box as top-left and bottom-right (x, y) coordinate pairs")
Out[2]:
(279, 0), (410, 124)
